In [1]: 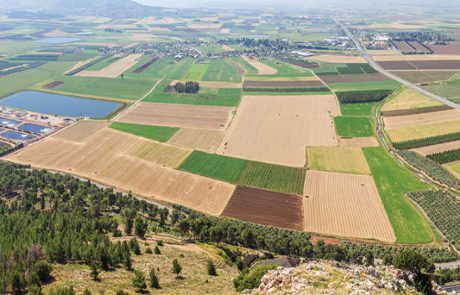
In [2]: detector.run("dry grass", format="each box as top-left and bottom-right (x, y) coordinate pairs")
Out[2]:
(76, 54), (142, 78)
(412, 140), (460, 156)
(338, 137), (379, 147)
(307, 147), (371, 174)
(303, 170), (396, 243)
(444, 161), (460, 180)
(308, 54), (366, 63)
(217, 95), (339, 167)
(386, 120), (460, 142)
(7, 123), (234, 215)
(168, 128), (224, 152)
(221, 44), (234, 51)
(384, 109), (460, 130)
(43, 235), (238, 295)
(54, 120), (107, 142)
(382, 88), (443, 112)
(241, 56), (277, 75)
(117, 102), (234, 130)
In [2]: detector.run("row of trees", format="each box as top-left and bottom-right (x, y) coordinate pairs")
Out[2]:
(169, 81), (200, 94)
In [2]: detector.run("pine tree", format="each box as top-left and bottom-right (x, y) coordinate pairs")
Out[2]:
(154, 245), (161, 255)
(207, 260), (217, 276)
(149, 268), (160, 289)
(172, 259), (182, 278)
(132, 270), (147, 293)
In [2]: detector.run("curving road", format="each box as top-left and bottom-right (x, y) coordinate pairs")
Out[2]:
(336, 21), (460, 110)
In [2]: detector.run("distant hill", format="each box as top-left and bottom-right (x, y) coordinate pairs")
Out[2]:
(2, 0), (172, 19)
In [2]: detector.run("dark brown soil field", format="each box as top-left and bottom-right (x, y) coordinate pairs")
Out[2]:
(390, 71), (457, 83)
(133, 56), (159, 73)
(428, 42), (460, 55)
(392, 41), (415, 54)
(377, 61), (415, 70)
(381, 105), (452, 117)
(407, 41), (432, 54)
(319, 73), (389, 84)
(243, 80), (324, 88)
(222, 186), (303, 231)
(43, 81), (64, 89)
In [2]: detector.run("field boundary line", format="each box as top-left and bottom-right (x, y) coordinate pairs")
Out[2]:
(110, 76), (165, 122)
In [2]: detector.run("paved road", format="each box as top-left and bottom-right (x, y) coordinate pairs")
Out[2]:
(336, 21), (460, 110)
(440, 283), (460, 293)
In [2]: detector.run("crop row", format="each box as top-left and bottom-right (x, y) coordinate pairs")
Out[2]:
(0, 62), (45, 77)
(392, 131), (460, 150)
(381, 105), (452, 117)
(398, 150), (459, 189)
(427, 148), (460, 164)
(336, 89), (394, 104)
(274, 56), (319, 68)
(408, 190), (460, 248)
(133, 56), (159, 73)
(243, 87), (329, 93)
(11, 54), (59, 61)
(66, 55), (112, 76)
(337, 63), (377, 75)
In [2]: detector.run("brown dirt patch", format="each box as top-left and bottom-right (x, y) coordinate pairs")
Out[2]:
(374, 54), (460, 61)
(7, 124), (233, 216)
(377, 61), (416, 70)
(384, 109), (460, 130)
(222, 187), (303, 231)
(319, 73), (389, 84)
(217, 95), (339, 167)
(76, 54), (142, 78)
(428, 42), (460, 55)
(43, 81), (64, 89)
(338, 137), (379, 147)
(303, 171), (395, 243)
(117, 102), (234, 130)
(242, 56), (277, 75)
(378, 60), (460, 70)
(168, 128), (224, 152)
(412, 140), (460, 156)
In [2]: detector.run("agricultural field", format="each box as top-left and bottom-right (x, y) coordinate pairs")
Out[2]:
(116, 102), (235, 130)
(340, 102), (375, 117)
(381, 88), (445, 115)
(217, 95), (339, 167)
(307, 147), (371, 175)
(76, 54), (143, 78)
(334, 116), (374, 137)
(202, 58), (242, 83)
(445, 161), (460, 179)
(363, 147), (432, 244)
(413, 140), (460, 156)
(241, 56), (277, 75)
(6, 122), (234, 216)
(390, 71), (458, 84)
(338, 137), (380, 147)
(110, 122), (178, 142)
(222, 187), (304, 231)
(303, 170), (395, 242)
(182, 63), (209, 81)
(168, 128), (224, 152)
(384, 109), (460, 130)
(387, 120), (460, 142)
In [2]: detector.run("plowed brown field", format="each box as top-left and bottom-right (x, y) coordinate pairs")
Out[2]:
(384, 109), (460, 130)
(6, 123), (235, 215)
(168, 128), (224, 152)
(303, 171), (396, 242)
(217, 95), (339, 167)
(117, 102), (235, 130)
(222, 187), (303, 231)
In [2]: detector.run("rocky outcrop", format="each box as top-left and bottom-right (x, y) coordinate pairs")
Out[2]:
(252, 260), (421, 294)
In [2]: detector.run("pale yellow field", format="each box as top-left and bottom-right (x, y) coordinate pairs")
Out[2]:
(242, 56), (277, 75)
(367, 49), (400, 56)
(307, 147), (371, 174)
(382, 88), (443, 112)
(387, 120), (460, 142)
(303, 170), (396, 243)
(117, 102), (235, 130)
(54, 120), (106, 142)
(217, 95), (339, 167)
(384, 109), (460, 130)
(374, 55), (460, 61)
(413, 140), (460, 156)
(308, 54), (366, 63)
(7, 123), (234, 215)
(168, 128), (224, 152)
(338, 137), (379, 147)
(444, 161), (460, 180)
(221, 44), (234, 51)
(76, 54), (142, 78)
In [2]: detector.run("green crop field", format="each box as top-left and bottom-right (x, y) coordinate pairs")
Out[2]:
(143, 83), (241, 106)
(124, 57), (194, 80)
(340, 102), (375, 117)
(334, 116), (374, 137)
(236, 161), (306, 195)
(110, 122), (178, 142)
(233, 56), (258, 75)
(85, 56), (120, 71)
(52, 76), (155, 100)
(363, 147), (432, 244)
(202, 59), (242, 83)
(182, 63), (209, 81)
(179, 151), (247, 183)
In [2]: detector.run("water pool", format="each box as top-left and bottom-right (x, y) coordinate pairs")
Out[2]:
(18, 123), (52, 134)
(1, 130), (36, 141)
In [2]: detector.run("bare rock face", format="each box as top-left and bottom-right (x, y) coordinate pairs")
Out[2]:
(253, 260), (421, 294)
